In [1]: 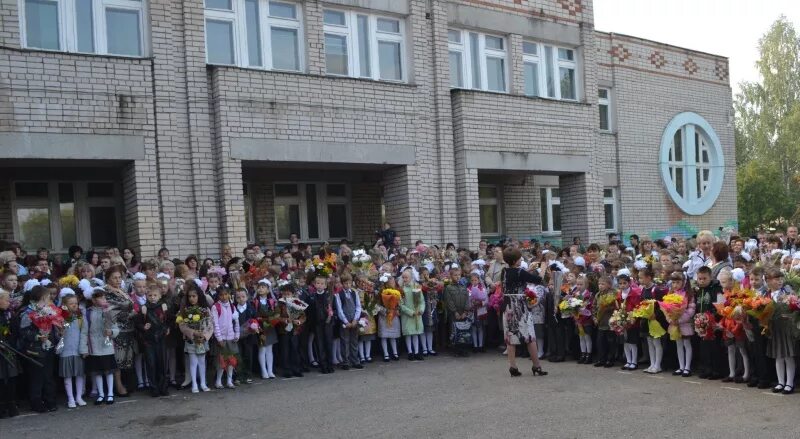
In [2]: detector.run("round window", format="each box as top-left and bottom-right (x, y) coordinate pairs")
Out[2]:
(659, 112), (724, 215)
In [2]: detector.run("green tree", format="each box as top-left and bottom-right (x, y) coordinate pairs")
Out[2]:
(734, 16), (800, 234)
(737, 161), (791, 233)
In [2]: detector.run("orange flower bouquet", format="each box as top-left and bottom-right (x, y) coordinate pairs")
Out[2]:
(743, 296), (775, 336)
(381, 288), (402, 327)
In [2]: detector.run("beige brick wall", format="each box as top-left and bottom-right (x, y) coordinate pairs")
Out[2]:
(0, 0), (735, 256)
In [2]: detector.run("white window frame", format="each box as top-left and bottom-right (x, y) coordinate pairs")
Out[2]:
(603, 188), (618, 232)
(540, 187), (561, 235)
(659, 112), (724, 216)
(18, 0), (149, 57)
(521, 40), (579, 101)
(273, 182), (352, 244)
(598, 87), (612, 131)
(11, 181), (123, 252)
(478, 184), (502, 236)
(322, 8), (406, 82)
(449, 29), (508, 93)
(204, 0), (305, 71)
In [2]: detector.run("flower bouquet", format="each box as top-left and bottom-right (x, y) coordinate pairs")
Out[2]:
(58, 274), (80, 289)
(693, 312), (716, 340)
(278, 297), (309, 333)
(558, 297), (584, 318)
(352, 249), (372, 274)
(609, 308), (631, 335)
(177, 306), (211, 344)
(631, 299), (666, 338)
(743, 296), (775, 336)
(488, 289), (504, 312)
(659, 293), (687, 341)
(305, 254), (338, 277)
(380, 288), (402, 327)
(357, 317), (369, 334)
(597, 293), (617, 314)
(255, 305), (281, 346)
(524, 284), (539, 308)
(28, 304), (64, 351)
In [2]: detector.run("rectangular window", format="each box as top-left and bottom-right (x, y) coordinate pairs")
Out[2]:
(75, 0), (94, 52)
(598, 88), (611, 131)
(523, 41), (539, 97)
(324, 33), (348, 75)
(24, 0), (61, 50)
(323, 10), (406, 82)
(21, 0), (147, 56)
(357, 15), (370, 77)
(273, 183), (351, 242)
(479, 185), (501, 236)
(523, 41), (579, 101)
(206, 19), (236, 65)
(244, 0), (262, 66)
(603, 188), (617, 232)
(448, 29), (507, 93)
(105, 7), (142, 56)
(12, 181), (121, 251)
(540, 187), (561, 234)
(204, 0), (303, 71)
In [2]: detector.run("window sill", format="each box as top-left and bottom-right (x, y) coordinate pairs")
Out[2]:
(599, 130), (617, 135)
(11, 46), (152, 62)
(208, 64), (419, 88)
(451, 88), (592, 106)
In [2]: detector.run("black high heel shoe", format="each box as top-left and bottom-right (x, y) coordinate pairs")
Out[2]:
(509, 367), (522, 377)
(532, 366), (548, 376)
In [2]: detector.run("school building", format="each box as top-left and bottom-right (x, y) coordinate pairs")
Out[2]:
(0, 0), (736, 257)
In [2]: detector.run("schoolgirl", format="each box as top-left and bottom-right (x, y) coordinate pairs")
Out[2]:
(253, 280), (279, 379)
(58, 293), (86, 408)
(467, 272), (488, 352)
(80, 289), (120, 405)
(399, 269), (425, 361)
(378, 274), (402, 361)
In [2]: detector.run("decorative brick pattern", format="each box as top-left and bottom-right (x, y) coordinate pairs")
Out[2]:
(683, 57), (698, 75)
(649, 51), (666, 69)
(608, 44), (632, 63)
(715, 60), (729, 81)
(556, 0), (583, 16)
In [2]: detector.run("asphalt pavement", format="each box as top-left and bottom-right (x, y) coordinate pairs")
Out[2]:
(1, 353), (797, 439)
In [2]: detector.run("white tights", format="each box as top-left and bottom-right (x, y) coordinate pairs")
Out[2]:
(358, 340), (373, 361)
(623, 343), (638, 366)
(381, 338), (398, 358)
(215, 365), (234, 387)
(257, 345), (275, 378)
(421, 331), (436, 354)
(188, 353), (208, 390)
(646, 337), (663, 370)
(775, 357), (796, 387)
(727, 344), (750, 380)
(405, 335), (420, 354)
(579, 334), (593, 354)
(675, 338), (693, 371)
(63, 375), (86, 404)
(471, 325), (485, 348)
(93, 372), (114, 398)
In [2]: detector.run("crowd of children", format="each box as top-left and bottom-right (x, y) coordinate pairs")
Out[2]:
(0, 225), (799, 417)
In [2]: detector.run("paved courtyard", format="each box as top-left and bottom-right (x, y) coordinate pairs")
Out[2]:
(2, 353), (796, 439)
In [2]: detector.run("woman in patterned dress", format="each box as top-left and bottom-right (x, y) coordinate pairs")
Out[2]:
(104, 266), (135, 396)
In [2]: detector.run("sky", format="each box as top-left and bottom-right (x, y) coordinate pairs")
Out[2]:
(593, 0), (800, 95)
